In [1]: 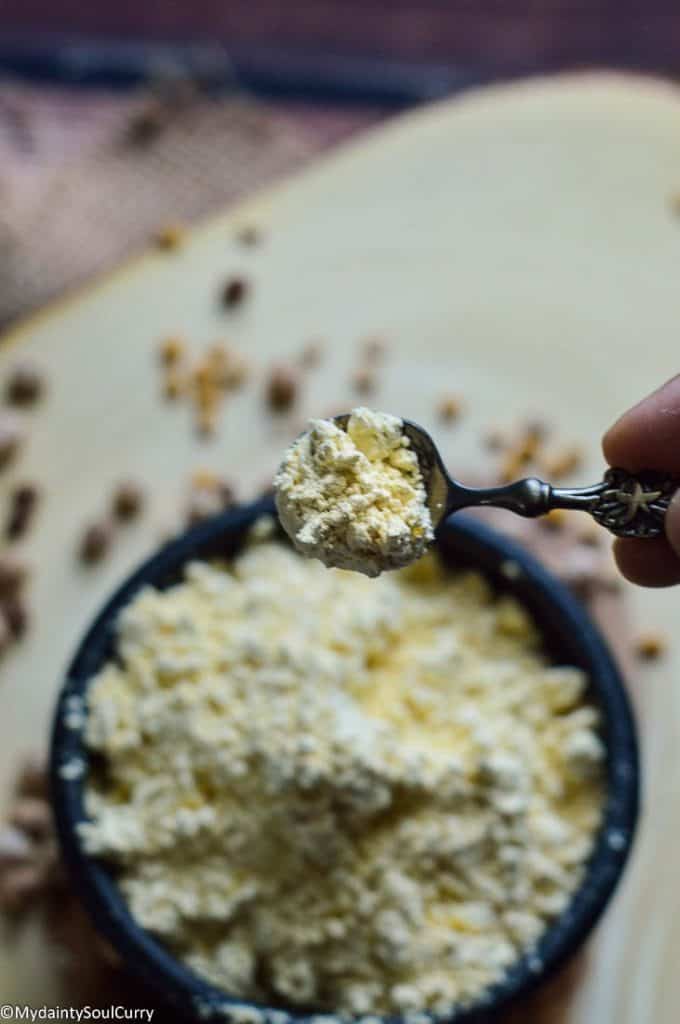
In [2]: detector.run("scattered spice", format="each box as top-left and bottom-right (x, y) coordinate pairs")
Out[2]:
(6, 362), (45, 406)
(635, 631), (667, 661)
(159, 336), (186, 367)
(154, 224), (185, 251)
(0, 413), (24, 468)
(266, 365), (298, 411)
(5, 483), (39, 541)
(351, 367), (376, 396)
(437, 395), (463, 423)
(112, 481), (145, 522)
(221, 276), (249, 309)
(79, 523), (112, 565)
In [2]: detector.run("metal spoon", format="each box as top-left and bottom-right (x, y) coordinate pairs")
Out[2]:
(333, 414), (677, 539)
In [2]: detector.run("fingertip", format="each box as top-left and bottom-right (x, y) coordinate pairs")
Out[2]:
(602, 375), (680, 473)
(612, 536), (680, 588)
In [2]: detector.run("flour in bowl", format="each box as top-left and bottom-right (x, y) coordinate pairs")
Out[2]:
(79, 526), (604, 1016)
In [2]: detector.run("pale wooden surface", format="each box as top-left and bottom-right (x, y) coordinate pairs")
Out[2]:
(1, 71), (680, 1019)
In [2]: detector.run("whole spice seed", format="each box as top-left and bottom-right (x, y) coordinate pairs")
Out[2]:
(5, 362), (45, 406)
(266, 365), (298, 411)
(221, 276), (249, 309)
(112, 481), (145, 522)
(635, 631), (667, 660)
(159, 336), (185, 367)
(79, 523), (112, 565)
(0, 413), (25, 468)
(5, 483), (39, 540)
(437, 395), (463, 423)
(154, 223), (185, 251)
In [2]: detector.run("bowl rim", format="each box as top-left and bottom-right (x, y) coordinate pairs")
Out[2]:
(50, 499), (639, 1023)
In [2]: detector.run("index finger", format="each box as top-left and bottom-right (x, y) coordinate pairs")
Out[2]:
(602, 374), (680, 472)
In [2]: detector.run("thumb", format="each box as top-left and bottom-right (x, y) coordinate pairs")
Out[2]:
(665, 489), (680, 559)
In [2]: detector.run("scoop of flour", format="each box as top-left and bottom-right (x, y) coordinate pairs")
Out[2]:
(274, 407), (434, 577)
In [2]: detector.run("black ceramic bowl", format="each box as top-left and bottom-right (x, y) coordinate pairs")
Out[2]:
(50, 498), (639, 1024)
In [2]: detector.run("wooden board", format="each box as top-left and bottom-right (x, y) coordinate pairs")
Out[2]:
(1, 71), (680, 1020)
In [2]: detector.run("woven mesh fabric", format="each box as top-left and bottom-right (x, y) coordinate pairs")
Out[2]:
(0, 80), (375, 327)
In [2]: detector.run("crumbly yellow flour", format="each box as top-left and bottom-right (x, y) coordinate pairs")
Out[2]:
(79, 525), (603, 1016)
(274, 407), (434, 577)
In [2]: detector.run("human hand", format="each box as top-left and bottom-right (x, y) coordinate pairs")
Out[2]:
(603, 375), (680, 586)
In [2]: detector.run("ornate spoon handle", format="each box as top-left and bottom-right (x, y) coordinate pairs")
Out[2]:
(448, 468), (678, 539)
